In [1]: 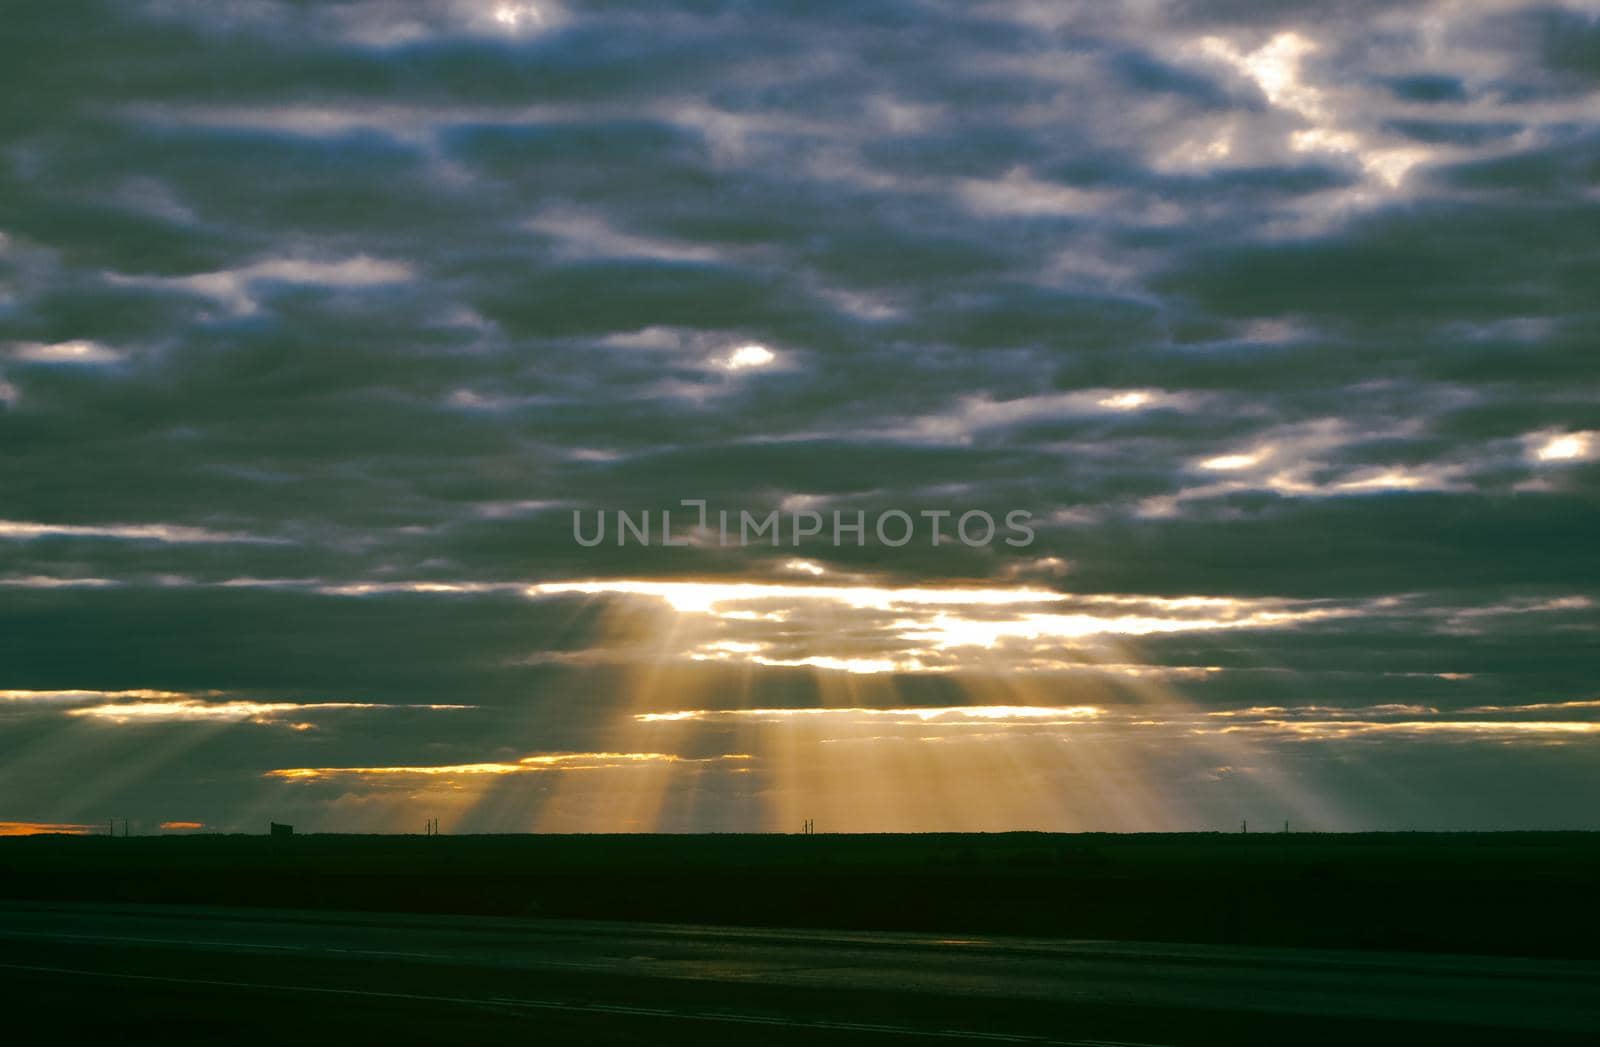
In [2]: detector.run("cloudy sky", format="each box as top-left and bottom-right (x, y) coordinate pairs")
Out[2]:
(2, 0), (1598, 835)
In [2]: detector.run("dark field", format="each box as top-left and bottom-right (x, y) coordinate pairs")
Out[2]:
(3, 831), (1596, 959)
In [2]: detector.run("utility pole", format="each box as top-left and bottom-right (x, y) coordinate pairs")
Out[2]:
(1241, 819), (1247, 834)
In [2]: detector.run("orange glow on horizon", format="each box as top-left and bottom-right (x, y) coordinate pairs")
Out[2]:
(0, 821), (97, 836)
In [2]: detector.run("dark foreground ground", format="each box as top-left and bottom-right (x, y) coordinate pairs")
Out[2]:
(3, 831), (1598, 956)
(3, 834), (1598, 1043)
(3, 901), (1597, 1045)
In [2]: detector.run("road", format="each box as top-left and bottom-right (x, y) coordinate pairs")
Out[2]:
(0, 902), (1595, 1044)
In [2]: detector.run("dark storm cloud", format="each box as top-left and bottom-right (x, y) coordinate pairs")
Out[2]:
(2, 0), (1597, 830)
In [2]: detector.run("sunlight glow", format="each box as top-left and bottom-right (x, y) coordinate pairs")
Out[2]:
(493, 4), (542, 28)
(530, 578), (1347, 674)
(1534, 431), (1592, 462)
(1200, 31), (1426, 189)
(1199, 452), (1262, 471)
(11, 339), (121, 364)
(1098, 390), (1152, 410)
(721, 343), (776, 370)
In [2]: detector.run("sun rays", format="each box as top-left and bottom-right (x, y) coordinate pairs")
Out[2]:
(236, 576), (1372, 833)
(15, 579), (1595, 835)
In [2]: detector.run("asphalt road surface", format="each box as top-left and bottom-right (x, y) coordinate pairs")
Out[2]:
(1, 902), (1595, 1044)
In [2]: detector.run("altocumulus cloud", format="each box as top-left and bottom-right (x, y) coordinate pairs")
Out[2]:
(0, 0), (1596, 833)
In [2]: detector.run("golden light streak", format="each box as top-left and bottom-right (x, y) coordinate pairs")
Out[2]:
(1463, 698), (1600, 714)
(268, 752), (750, 781)
(1, 688), (209, 703)
(1204, 703), (1439, 719)
(0, 821), (96, 836)
(900, 606), (1339, 649)
(636, 705), (1105, 723)
(72, 700), (379, 723)
(1210, 720), (1600, 739)
(744, 654), (907, 674)
(529, 579), (1064, 613)
(65, 699), (471, 725)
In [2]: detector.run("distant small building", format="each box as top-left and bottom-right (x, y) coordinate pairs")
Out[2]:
(270, 822), (294, 837)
